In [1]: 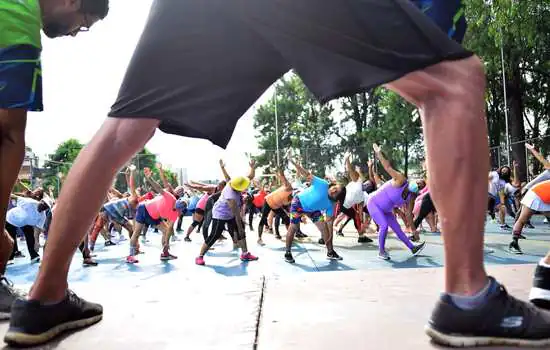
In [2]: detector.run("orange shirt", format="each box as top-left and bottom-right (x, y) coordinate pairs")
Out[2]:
(266, 186), (292, 209)
(532, 180), (550, 204)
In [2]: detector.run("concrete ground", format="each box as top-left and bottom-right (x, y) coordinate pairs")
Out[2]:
(1, 215), (548, 349)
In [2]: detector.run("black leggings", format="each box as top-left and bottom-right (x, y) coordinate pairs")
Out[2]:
(176, 213), (185, 231)
(248, 205), (259, 229)
(5, 223), (39, 260)
(413, 193), (436, 230)
(202, 209), (213, 241)
(204, 218), (242, 250)
(258, 203), (290, 238)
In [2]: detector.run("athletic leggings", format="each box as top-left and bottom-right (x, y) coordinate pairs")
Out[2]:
(258, 203), (290, 238)
(487, 195), (497, 220)
(176, 213), (185, 231)
(337, 204), (362, 232)
(204, 218), (242, 250)
(248, 205), (259, 229)
(413, 193), (435, 230)
(5, 223), (39, 260)
(366, 201), (414, 253)
(202, 209), (213, 241)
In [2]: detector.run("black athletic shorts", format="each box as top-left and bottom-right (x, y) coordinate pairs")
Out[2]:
(109, 0), (472, 148)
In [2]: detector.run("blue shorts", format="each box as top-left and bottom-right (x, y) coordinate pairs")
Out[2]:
(0, 45), (43, 111)
(135, 204), (162, 226)
(103, 206), (128, 226)
(289, 197), (323, 225)
(410, 0), (466, 43)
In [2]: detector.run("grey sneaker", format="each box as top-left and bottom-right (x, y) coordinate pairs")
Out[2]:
(426, 277), (550, 347)
(411, 241), (426, 256)
(0, 276), (27, 320)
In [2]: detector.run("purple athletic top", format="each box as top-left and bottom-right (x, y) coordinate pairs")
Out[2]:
(368, 181), (411, 212)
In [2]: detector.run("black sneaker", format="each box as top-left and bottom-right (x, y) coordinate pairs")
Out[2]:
(275, 234), (282, 240)
(408, 235), (420, 243)
(336, 231), (344, 237)
(509, 240), (523, 255)
(4, 290), (103, 347)
(500, 224), (512, 230)
(411, 242), (426, 256)
(104, 240), (116, 246)
(425, 278), (550, 347)
(184, 236), (192, 242)
(518, 234), (527, 239)
(14, 251), (25, 258)
(0, 276), (26, 320)
(318, 238), (325, 245)
(327, 251), (343, 261)
(284, 252), (295, 264)
(295, 232), (306, 239)
(358, 236), (373, 243)
(530, 263), (550, 310)
(526, 223), (535, 229)
(83, 258), (98, 267)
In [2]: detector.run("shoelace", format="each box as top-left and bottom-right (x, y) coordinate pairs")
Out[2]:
(67, 290), (83, 308)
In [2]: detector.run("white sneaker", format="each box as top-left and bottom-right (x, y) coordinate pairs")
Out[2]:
(257, 239), (265, 246)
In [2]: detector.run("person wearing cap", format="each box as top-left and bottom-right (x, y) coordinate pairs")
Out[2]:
(195, 176), (258, 265)
(5, 195), (50, 264)
(284, 159), (346, 264)
(126, 168), (185, 264)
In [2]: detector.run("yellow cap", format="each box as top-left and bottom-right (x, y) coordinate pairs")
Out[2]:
(229, 176), (250, 192)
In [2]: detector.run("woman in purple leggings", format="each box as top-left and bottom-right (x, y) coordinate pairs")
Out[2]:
(367, 144), (426, 261)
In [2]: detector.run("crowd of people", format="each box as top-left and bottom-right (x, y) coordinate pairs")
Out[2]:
(4, 0), (550, 348)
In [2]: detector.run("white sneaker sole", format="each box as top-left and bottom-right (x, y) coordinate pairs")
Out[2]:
(425, 324), (550, 347)
(4, 314), (102, 346)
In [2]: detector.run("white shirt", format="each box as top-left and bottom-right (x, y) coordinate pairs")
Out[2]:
(505, 183), (518, 196)
(343, 181), (364, 208)
(488, 171), (505, 196)
(6, 197), (47, 229)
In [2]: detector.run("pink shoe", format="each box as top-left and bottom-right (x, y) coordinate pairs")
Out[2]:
(161, 252), (178, 261)
(240, 252), (259, 261)
(126, 255), (139, 264)
(195, 256), (205, 265)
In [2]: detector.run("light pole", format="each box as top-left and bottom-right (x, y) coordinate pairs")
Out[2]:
(500, 34), (511, 166)
(274, 84), (280, 167)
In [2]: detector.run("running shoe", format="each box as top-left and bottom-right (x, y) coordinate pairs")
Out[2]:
(425, 278), (550, 347)
(160, 253), (178, 261)
(184, 236), (192, 242)
(31, 256), (40, 264)
(509, 241), (523, 255)
(0, 276), (26, 320)
(284, 252), (295, 264)
(358, 236), (373, 243)
(171, 235), (181, 242)
(526, 223), (535, 229)
(336, 231), (344, 237)
(378, 251), (391, 261)
(195, 256), (205, 266)
(126, 255), (139, 264)
(14, 251), (25, 258)
(83, 258), (98, 267)
(408, 235), (420, 242)
(295, 231), (307, 239)
(275, 234), (282, 240)
(530, 263), (550, 310)
(4, 290), (103, 347)
(500, 224), (512, 230)
(257, 239), (265, 246)
(412, 242), (426, 256)
(240, 252), (259, 261)
(318, 238), (325, 245)
(104, 240), (116, 246)
(7, 260), (14, 266)
(327, 250), (343, 260)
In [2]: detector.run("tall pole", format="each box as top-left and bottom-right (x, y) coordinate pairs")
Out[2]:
(500, 33), (511, 166)
(274, 85), (280, 167)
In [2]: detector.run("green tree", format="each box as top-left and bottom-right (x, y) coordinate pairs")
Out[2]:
(42, 139), (84, 196)
(253, 74), (338, 176)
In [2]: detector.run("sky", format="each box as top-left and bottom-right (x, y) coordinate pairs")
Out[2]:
(26, 0), (275, 180)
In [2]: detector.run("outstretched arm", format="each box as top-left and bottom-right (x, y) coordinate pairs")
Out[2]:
(247, 159), (256, 180)
(289, 157), (313, 182)
(143, 167), (164, 194)
(157, 163), (175, 194)
(373, 144), (406, 186)
(219, 159), (231, 181)
(276, 168), (292, 190)
(185, 182), (216, 193)
(525, 144), (550, 170)
(345, 153), (360, 182)
(511, 160), (521, 187)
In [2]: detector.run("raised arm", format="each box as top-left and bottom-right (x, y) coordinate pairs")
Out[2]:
(219, 159), (231, 181)
(373, 144), (406, 186)
(247, 159), (256, 180)
(366, 159), (380, 185)
(289, 157), (312, 182)
(345, 153), (360, 182)
(109, 187), (124, 198)
(511, 160), (521, 187)
(143, 167), (164, 194)
(17, 179), (31, 193)
(277, 167), (292, 190)
(128, 166), (138, 197)
(156, 163), (175, 194)
(185, 182), (216, 193)
(525, 143), (550, 170)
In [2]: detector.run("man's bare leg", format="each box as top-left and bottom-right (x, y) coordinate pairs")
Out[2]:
(28, 117), (159, 302)
(0, 109), (27, 275)
(387, 56), (488, 296)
